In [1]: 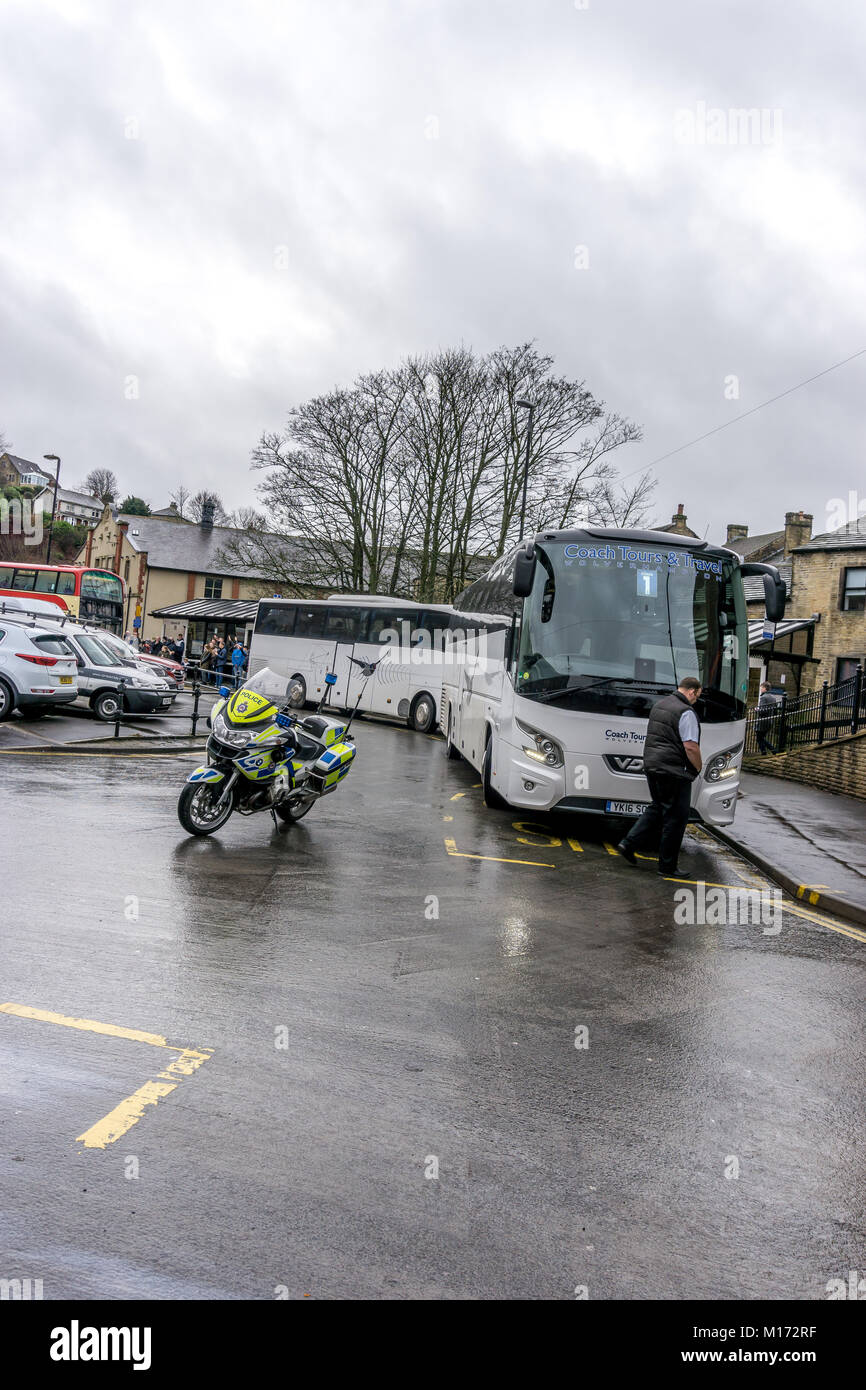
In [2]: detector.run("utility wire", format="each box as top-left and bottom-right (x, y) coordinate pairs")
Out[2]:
(619, 346), (866, 482)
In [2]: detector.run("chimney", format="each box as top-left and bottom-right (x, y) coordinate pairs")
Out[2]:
(726, 523), (749, 546)
(113, 520), (127, 574)
(784, 510), (812, 555)
(669, 503), (689, 535)
(200, 499), (215, 529)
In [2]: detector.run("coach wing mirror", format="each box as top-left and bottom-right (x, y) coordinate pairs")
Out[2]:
(764, 571), (786, 622)
(513, 542), (537, 597)
(740, 562), (786, 623)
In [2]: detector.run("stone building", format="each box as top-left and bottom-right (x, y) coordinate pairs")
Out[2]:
(76, 502), (304, 651)
(789, 515), (866, 690)
(721, 510), (817, 697)
(655, 503), (700, 538)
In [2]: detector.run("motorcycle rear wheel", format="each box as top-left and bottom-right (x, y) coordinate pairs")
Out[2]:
(177, 782), (234, 835)
(275, 793), (316, 822)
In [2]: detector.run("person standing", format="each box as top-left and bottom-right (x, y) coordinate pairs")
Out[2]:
(617, 676), (703, 878)
(756, 681), (779, 754)
(231, 641), (245, 687)
(215, 639), (228, 684)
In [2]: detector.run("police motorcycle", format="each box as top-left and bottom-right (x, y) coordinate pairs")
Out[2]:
(177, 666), (363, 837)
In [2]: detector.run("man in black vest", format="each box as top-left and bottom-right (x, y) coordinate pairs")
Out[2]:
(617, 676), (703, 877)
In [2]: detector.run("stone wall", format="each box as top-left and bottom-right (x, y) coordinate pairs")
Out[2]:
(743, 727), (866, 799)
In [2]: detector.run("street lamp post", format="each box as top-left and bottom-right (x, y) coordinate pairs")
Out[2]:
(515, 400), (535, 540)
(43, 453), (61, 563)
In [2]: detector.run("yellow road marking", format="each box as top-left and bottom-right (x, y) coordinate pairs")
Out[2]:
(0, 1003), (213, 1148)
(450, 791), (467, 801)
(0, 1003), (171, 1048)
(76, 1081), (177, 1149)
(444, 837), (554, 869)
(567, 838), (583, 853)
(603, 842), (619, 856)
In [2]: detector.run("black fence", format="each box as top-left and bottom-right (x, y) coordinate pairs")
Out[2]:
(745, 667), (865, 755)
(108, 666), (229, 739)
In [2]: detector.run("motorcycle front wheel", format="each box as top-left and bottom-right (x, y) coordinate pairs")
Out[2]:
(275, 793), (316, 823)
(177, 782), (234, 836)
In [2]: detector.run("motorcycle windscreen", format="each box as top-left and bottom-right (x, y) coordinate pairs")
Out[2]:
(234, 666), (304, 705)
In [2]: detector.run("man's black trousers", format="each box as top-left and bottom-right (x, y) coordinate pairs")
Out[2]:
(620, 771), (693, 874)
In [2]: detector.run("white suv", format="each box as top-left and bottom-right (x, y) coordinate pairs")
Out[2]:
(0, 618), (79, 720)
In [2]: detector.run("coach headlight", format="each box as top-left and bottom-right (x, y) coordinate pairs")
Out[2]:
(704, 743), (743, 782)
(516, 719), (564, 768)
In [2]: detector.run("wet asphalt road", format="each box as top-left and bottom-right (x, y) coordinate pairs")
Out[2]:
(1, 721), (864, 1300)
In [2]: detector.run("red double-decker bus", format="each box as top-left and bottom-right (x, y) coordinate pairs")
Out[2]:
(0, 562), (125, 633)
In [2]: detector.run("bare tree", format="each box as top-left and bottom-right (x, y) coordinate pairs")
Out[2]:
(169, 485), (191, 518)
(81, 469), (119, 503)
(189, 490), (229, 524)
(587, 467), (656, 527)
(217, 343), (643, 601)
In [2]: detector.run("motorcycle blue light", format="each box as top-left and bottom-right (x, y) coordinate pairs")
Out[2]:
(219, 685), (231, 696)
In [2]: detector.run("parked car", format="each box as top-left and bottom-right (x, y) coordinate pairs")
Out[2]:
(0, 614), (79, 721)
(0, 597), (175, 721)
(63, 629), (177, 721)
(98, 633), (185, 691)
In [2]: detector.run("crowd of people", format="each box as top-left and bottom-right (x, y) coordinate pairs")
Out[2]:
(195, 636), (250, 687)
(122, 631), (250, 686)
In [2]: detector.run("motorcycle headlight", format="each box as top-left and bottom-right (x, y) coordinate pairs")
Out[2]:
(704, 743), (743, 782)
(212, 712), (249, 747)
(516, 718), (564, 768)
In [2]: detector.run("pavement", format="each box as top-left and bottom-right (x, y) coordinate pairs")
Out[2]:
(1, 723), (864, 1300)
(0, 687), (217, 751)
(710, 772), (866, 928)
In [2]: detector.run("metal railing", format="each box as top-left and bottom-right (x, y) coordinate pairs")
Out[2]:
(108, 666), (235, 739)
(745, 667), (865, 755)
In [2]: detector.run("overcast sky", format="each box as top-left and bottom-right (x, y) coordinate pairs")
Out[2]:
(1, 0), (864, 542)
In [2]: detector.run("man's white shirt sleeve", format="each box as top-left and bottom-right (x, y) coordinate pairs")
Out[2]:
(678, 709), (700, 744)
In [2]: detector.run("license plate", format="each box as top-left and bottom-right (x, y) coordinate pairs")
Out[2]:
(605, 800), (648, 815)
(161, 699), (172, 707)
(58, 675), (73, 685)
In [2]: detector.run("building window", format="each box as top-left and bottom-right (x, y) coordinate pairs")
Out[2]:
(124, 558), (130, 581)
(204, 576), (223, 599)
(841, 568), (866, 612)
(835, 657), (862, 685)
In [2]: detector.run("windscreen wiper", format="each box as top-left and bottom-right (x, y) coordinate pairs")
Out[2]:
(529, 677), (631, 702)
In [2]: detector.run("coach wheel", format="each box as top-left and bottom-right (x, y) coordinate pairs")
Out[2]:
(482, 737), (508, 810)
(409, 691), (436, 734)
(444, 709), (461, 760)
(286, 676), (306, 708)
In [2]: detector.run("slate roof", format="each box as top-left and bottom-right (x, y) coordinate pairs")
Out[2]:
(722, 529), (785, 560)
(117, 514), (297, 580)
(743, 558), (792, 603)
(794, 515), (866, 551)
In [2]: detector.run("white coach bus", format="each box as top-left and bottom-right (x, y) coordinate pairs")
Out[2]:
(439, 526), (786, 827)
(248, 594), (457, 732)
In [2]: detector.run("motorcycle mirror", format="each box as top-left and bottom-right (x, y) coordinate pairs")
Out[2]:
(325, 673), (338, 686)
